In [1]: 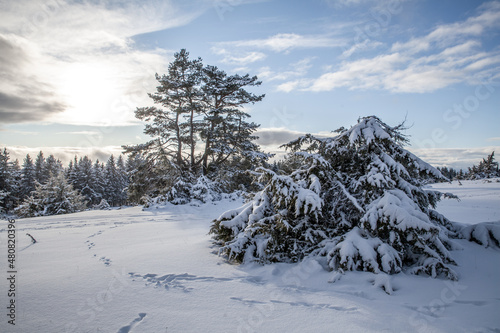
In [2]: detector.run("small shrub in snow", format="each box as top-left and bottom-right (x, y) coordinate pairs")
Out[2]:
(94, 199), (111, 210)
(144, 175), (224, 207)
(211, 116), (460, 280)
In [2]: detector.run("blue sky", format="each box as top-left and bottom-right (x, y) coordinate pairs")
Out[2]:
(0, 0), (499, 169)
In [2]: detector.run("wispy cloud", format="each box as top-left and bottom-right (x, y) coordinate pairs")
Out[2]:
(56, 131), (100, 136)
(408, 146), (500, 170)
(212, 49), (267, 65)
(215, 32), (343, 54)
(1, 129), (39, 136)
(258, 58), (314, 82)
(212, 32), (343, 68)
(341, 39), (383, 58)
(0, 0), (212, 126)
(281, 2), (500, 93)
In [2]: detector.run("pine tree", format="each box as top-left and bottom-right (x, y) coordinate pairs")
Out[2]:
(0, 148), (11, 190)
(92, 159), (106, 206)
(467, 151), (499, 179)
(15, 172), (87, 217)
(67, 156), (79, 187)
(125, 153), (152, 204)
(211, 116), (460, 280)
(20, 154), (37, 200)
(9, 159), (22, 208)
(116, 155), (128, 205)
(104, 155), (123, 206)
(124, 49), (204, 174)
(0, 148), (21, 212)
(74, 156), (98, 205)
(200, 65), (265, 176)
(123, 49), (268, 203)
(43, 155), (63, 180)
(34, 151), (46, 184)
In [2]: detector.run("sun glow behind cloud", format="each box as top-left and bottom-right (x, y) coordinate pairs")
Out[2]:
(0, 0), (210, 126)
(53, 63), (128, 125)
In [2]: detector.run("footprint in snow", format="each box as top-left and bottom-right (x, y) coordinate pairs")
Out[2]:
(129, 272), (233, 292)
(88, 230), (103, 238)
(117, 313), (146, 333)
(99, 256), (112, 266)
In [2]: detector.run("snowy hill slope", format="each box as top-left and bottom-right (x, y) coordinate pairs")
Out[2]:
(1, 180), (499, 333)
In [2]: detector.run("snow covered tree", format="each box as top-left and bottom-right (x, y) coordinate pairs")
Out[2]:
(34, 151), (46, 184)
(199, 65), (265, 176)
(104, 155), (126, 206)
(8, 159), (22, 207)
(467, 151), (499, 179)
(125, 153), (151, 204)
(437, 166), (458, 181)
(43, 154), (63, 180)
(211, 116), (460, 280)
(72, 156), (100, 205)
(20, 154), (37, 200)
(0, 148), (21, 212)
(124, 49), (204, 175)
(91, 159), (106, 205)
(123, 49), (268, 203)
(0, 148), (11, 191)
(15, 172), (87, 217)
(116, 155), (129, 205)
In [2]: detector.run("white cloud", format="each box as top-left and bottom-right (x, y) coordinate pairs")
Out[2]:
(258, 57), (314, 82)
(4, 145), (125, 165)
(408, 146), (500, 170)
(276, 79), (313, 93)
(283, 2), (500, 93)
(392, 3), (500, 55)
(212, 49), (267, 65)
(56, 131), (101, 136)
(341, 39), (383, 58)
(0, 0), (211, 126)
(215, 32), (343, 54)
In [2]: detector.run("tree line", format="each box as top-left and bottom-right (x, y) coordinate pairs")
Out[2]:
(0, 149), (129, 217)
(437, 151), (499, 181)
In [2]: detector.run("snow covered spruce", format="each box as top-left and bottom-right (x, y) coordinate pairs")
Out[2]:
(210, 116), (463, 280)
(15, 172), (87, 217)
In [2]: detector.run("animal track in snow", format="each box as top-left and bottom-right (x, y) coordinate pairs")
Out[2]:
(269, 299), (358, 312)
(117, 313), (146, 333)
(88, 230), (104, 238)
(99, 256), (112, 266)
(229, 297), (357, 312)
(129, 272), (233, 292)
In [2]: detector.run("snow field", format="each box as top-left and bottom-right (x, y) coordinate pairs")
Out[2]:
(430, 178), (500, 224)
(0, 180), (499, 332)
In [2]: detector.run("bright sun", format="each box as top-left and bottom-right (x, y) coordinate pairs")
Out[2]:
(49, 62), (139, 126)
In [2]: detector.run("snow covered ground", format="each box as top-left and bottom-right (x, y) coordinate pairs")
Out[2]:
(430, 178), (500, 225)
(1, 179), (499, 333)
